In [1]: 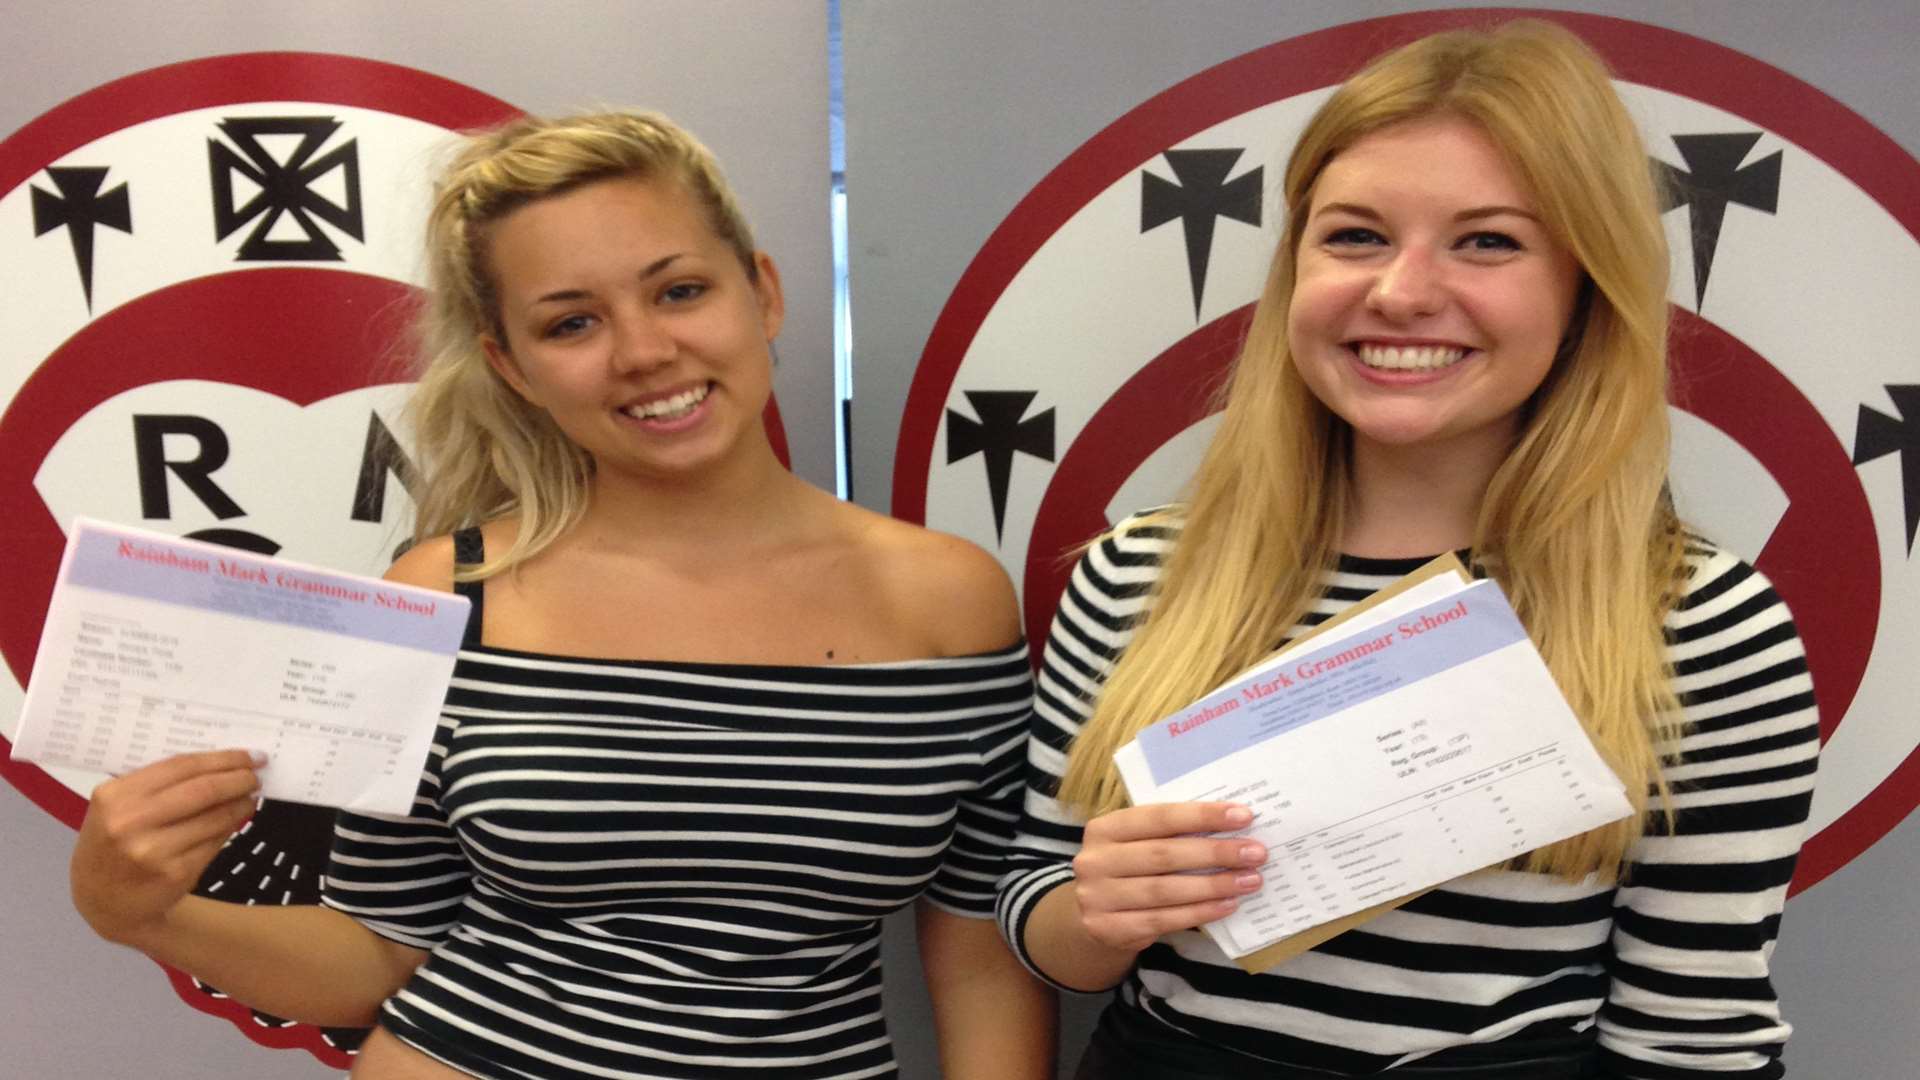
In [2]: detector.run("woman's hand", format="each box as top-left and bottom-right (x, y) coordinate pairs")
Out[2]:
(69, 748), (429, 1026)
(71, 749), (262, 948)
(1071, 801), (1267, 954)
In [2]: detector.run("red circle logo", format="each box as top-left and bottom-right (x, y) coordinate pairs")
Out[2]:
(0, 52), (518, 1066)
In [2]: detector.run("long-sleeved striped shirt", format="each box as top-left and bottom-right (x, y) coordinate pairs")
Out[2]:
(996, 514), (1817, 1077)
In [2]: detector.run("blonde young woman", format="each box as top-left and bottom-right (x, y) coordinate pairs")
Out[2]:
(69, 111), (1054, 1080)
(996, 21), (1816, 1080)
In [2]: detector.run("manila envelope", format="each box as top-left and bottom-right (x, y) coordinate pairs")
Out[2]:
(1223, 551), (1475, 974)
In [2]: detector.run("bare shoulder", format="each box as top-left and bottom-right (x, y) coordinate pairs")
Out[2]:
(387, 517), (522, 592)
(383, 534), (457, 593)
(834, 503), (1021, 656)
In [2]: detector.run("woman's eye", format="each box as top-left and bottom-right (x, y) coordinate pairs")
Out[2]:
(1323, 227), (1385, 247)
(1459, 231), (1521, 252)
(662, 281), (709, 303)
(543, 314), (595, 338)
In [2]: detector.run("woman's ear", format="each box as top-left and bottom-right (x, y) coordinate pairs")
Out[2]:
(483, 335), (539, 405)
(752, 251), (785, 341)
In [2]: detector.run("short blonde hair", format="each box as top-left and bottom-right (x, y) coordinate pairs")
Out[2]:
(406, 110), (756, 577)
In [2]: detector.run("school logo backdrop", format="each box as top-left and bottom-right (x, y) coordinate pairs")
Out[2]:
(0, 53), (517, 1064)
(895, 10), (1919, 895)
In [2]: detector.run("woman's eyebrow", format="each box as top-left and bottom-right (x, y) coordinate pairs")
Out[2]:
(634, 252), (685, 280)
(1310, 202), (1540, 224)
(530, 254), (687, 306)
(1309, 201), (1380, 221)
(1454, 204), (1541, 223)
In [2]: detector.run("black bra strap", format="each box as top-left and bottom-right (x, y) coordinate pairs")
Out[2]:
(451, 527), (485, 647)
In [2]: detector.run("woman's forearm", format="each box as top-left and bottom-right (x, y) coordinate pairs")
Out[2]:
(1021, 883), (1142, 993)
(919, 903), (1058, 1080)
(126, 897), (427, 1027)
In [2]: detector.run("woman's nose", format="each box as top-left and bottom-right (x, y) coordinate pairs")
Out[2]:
(1366, 248), (1444, 321)
(610, 310), (675, 371)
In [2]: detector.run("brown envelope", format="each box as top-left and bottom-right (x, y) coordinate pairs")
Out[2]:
(1221, 552), (1473, 974)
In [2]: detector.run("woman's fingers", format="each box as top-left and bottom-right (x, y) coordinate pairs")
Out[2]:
(1077, 802), (1265, 880)
(163, 792), (262, 857)
(93, 751), (262, 850)
(1082, 801), (1253, 844)
(80, 750), (261, 884)
(1078, 860), (1262, 906)
(73, 753), (263, 946)
(1070, 801), (1270, 949)
(115, 748), (262, 790)
(1075, 833), (1264, 880)
(174, 799), (259, 875)
(1080, 895), (1247, 953)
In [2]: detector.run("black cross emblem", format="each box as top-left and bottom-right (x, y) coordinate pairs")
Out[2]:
(209, 116), (364, 261)
(1855, 384), (1920, 555)
(1141, 148), (1263, 320)
(31, 165), (132, 311)
(946, 390), (1055, 544)
(1653, 132), (1782, 311)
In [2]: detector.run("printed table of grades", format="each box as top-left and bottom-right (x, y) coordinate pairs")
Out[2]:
(12, 519), (468, 814)
(1118, 574), (1632, 961)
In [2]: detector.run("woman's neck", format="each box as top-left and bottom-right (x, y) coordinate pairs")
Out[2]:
(573, 437), (822, 563)
(1341, 433), (1509, 558)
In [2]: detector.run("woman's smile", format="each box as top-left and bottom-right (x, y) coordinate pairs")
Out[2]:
(618, 380), (714, 429)
(1349, 341), (1470, 373)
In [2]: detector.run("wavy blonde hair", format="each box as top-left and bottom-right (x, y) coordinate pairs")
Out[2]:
(1058, 20), (1687, 880)
(405, 110), (758, 578)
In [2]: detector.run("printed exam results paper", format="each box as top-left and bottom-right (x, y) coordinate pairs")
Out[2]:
(1116, 558), (1631, 970)
(11, 518), (468, 814)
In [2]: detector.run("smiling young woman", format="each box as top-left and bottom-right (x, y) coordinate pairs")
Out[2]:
(997, 20), (1817, 1080)
(68, 111), (1056, 1080)
(477, 176), (784, 488)
(1286, 114), (1584, 553)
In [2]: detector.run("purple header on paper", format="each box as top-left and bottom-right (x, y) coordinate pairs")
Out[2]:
(62, 522), (468, 655)
(1136, 580), (1527, 784)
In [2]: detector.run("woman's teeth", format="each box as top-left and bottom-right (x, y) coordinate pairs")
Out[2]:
(1355, 344), (1468, 371)
(626, 384), (709, 420)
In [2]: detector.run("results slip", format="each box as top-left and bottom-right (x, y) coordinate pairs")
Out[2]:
(1116, 569), (1631, 965)
(12, 519), (468, 814)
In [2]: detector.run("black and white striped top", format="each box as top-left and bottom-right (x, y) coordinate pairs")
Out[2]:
(996, 514), (1817, 1078)
(321, 555), (1032, 1079)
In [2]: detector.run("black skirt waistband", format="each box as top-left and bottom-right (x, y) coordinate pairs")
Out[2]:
(1073, 1001), (1602, 1080)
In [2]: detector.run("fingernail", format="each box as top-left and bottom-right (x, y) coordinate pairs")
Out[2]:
(248, 750), (269, 767)
(1234, 873), (1262, 891)
(1239, 844), (1264, 863)
(1225, 806), (1253, 826)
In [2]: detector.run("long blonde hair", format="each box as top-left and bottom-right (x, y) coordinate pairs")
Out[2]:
(405, 110), (758, 578)
(1058, 20), (1686, 880)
